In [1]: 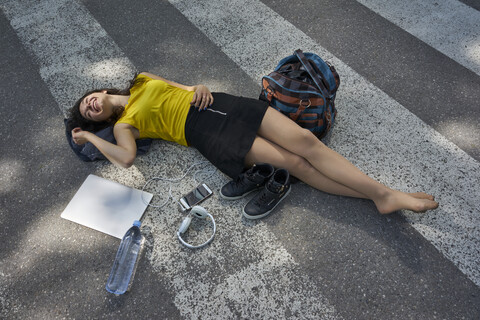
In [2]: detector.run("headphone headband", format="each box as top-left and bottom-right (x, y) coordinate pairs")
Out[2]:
(177, 206), (216, 249)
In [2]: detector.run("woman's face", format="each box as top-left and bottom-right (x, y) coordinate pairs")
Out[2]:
(79, 91), (113, 122)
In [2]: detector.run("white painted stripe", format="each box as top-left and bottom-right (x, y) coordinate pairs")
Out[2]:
(168, 0), (480, 287)
(356, 0), (480, 75)
(1, 0), (135, 115)
(0, 0), (341, 317)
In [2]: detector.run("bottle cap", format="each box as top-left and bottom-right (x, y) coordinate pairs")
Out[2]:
(133, 220), (141, 227)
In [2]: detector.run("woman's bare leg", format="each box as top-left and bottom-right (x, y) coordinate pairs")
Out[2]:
(245, 136), (368, 198)
(255, 108), (438, 214)
(245, 136), (434, 201)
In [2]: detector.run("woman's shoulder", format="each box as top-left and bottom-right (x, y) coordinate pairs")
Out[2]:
(135, 72), (170, 88)
(114, 122), (140, 138)
(128, 73), (153, 94)
(132, 72), (153, 85)
(138, 72), (156, 81)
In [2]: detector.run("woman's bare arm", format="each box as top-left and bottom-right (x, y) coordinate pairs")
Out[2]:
(71, 123), (137, 168)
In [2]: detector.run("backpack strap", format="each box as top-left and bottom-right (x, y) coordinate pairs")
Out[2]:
(294, 49), (331, 98)
(291, 100), (310, 121)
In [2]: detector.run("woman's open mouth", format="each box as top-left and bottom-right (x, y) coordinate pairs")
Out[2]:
(93, 99), (100, 112)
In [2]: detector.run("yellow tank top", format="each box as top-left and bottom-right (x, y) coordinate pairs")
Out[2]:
(116, 74), (194, 146)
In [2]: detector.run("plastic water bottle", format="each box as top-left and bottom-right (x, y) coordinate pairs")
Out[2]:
(106, 220), (144, 295)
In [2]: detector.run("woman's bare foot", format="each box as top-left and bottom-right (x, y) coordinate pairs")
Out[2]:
(407, 192), (435, 201)
(375, 190), (439, 214)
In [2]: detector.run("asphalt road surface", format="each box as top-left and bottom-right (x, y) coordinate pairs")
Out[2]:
(1, 0), (479, 319)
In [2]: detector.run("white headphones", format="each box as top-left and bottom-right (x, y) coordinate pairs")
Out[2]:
(177, 206), (216, 249)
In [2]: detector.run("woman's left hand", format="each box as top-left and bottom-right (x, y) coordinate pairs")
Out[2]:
(71, 127), (92, 145)
(191, 85), (214, 110)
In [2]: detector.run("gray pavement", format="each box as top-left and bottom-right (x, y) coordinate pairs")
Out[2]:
(1, 0), (479, 319)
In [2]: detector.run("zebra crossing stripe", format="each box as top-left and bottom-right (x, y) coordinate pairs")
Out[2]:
(0, 0), (135, 115)
(356, 0), (480, 76)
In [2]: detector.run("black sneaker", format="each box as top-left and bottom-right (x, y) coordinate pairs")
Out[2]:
(243, 168), (291, 220)
(220, 163), (274, 200)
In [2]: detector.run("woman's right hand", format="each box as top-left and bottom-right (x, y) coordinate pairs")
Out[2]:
(191, 85), (214, 110)
(71, 127), (91, 145)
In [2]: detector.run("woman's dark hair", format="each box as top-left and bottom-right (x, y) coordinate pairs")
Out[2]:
(67, 73), (141, 132)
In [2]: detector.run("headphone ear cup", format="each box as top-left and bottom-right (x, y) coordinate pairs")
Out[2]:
(177, 210), (216, 249)
(191, 206), (209, 219)
(178, 216), (192, 234)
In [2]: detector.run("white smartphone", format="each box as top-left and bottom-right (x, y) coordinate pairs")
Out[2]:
(178, 183), (213, 212)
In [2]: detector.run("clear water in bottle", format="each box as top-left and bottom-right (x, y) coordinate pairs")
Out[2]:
(106, 220), (144, 295)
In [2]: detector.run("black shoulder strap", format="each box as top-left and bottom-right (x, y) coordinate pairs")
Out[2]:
(294, 49), (330, 97)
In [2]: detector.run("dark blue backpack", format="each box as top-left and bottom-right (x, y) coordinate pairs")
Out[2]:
(260, 49), (340, 139)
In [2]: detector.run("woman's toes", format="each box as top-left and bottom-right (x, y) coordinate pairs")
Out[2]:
(408, 192), (434, 201)
(413, 199), (439, 213)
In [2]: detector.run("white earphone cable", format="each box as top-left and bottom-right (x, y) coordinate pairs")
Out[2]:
(141, 160), (216, 209)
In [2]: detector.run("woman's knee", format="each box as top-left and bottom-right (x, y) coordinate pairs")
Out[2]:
(283, 153), (314, 177)
(295, 129), (326, 158)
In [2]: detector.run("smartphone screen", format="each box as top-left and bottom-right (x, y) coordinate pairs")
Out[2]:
(179, 184), (212, 211)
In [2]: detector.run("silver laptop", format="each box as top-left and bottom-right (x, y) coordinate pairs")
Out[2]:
(61, 174), (153, 239)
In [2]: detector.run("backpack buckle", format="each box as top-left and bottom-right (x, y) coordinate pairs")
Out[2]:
(266, 86), (275, 101)
(300, 99), (311, 108)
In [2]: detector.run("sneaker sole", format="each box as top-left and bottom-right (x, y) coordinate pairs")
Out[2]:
(242, 186), (291, 220)
(219, 187), (262, 201)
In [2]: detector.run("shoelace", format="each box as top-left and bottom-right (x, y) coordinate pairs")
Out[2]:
(233, 173), (254, 188)
(254, 191), (269, 206)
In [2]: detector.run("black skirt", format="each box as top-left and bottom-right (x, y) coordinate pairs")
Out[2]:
(185, 92), (269, 178)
